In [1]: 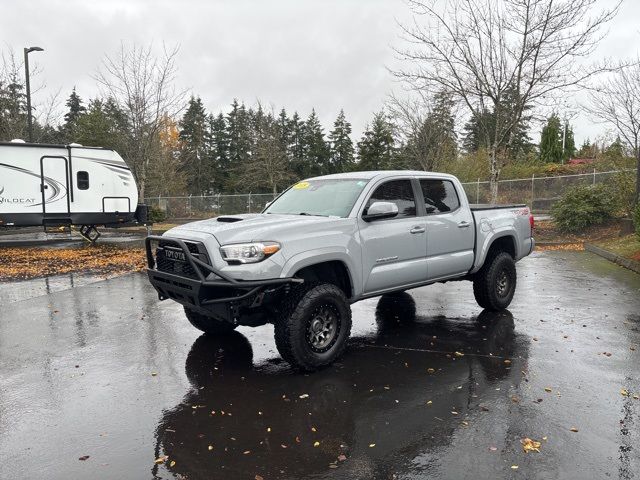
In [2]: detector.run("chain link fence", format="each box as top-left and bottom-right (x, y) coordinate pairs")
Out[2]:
(147, 169), (637, 220)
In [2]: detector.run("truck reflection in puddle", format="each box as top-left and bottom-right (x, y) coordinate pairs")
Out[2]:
(153, 293), (529, 479)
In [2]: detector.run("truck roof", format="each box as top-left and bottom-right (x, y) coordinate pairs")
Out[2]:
(306, 170), (457, 181)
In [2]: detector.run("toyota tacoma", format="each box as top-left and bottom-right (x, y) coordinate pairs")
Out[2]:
(145, 171), (534, 371)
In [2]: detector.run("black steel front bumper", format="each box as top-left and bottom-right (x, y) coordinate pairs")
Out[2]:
(145, 235), (300, 316)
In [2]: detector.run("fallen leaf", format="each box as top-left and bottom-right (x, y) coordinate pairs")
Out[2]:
(151, 372), (158, 377)
(337, 454), (347, 462)
(299, 394), (309, 399)
(504, 359), (512, 365)
(454, 351), (465, 357)
(521, 438), (542, 453)
(570, 427), (579, 432)
(620, 389), (630, 397)
(243, 450), (251, 455)
(208, 445), (213, 451)
(426, 400), (433, 405)
(369, 443), (376, 448)
(78, 455), (90, 461)
(489, 446), (498, 451)
(544, 387), (552, 393)
(427, 368), (436, 374)
(511, 465), (519, 470)
(255, 475), (264, 480)
(314, 441), (320, 447)
(169, 460), (176, 467)
(154, 456), (168, 464)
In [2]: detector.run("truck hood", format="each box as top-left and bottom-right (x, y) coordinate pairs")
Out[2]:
(165, 213), (343, 245)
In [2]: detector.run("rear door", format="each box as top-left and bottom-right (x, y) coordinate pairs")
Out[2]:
(40, 156), (69, 215)
(420, 178), (474, 279)
(358, 178), (427, 294)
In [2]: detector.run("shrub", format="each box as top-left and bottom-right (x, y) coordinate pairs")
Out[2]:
(148, 205), (167, 224)
(634, 202), (640, 240)
(551, 184), (616, 233)
(604, 172), (636, 217)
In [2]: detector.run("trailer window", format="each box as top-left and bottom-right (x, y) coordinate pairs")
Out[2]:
(77, 171), (90, 190)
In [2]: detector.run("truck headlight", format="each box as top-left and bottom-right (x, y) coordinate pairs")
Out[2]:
(220, 242), (281, 264)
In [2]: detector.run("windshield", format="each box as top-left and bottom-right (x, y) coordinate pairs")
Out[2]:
(264, 178), (370, 217)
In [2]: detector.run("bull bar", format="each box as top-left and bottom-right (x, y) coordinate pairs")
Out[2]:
(145, 235), (301, 307)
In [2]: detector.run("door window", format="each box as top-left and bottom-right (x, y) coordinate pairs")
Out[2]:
(420, 179), (460, 214)
(364, 180), (416, 218)
(77, 171), (90, 190)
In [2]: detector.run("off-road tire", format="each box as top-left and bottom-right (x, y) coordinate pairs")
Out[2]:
(274, 282), (352, 372)
(184, 307), (237, 334)
(473, 252), (517, 311)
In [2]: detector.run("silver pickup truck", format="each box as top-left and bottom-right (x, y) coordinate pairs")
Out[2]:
(146, 171), (534, 370)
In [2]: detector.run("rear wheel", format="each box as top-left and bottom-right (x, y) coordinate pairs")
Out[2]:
(184, 307), (237, 334)
(274, 282), (352, 372)
(473, 252), (517, 311)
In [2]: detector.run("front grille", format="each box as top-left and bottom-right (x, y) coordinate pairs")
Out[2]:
(155, 240), (210, 279)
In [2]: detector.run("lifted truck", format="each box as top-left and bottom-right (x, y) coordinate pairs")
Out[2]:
(146, 171), (535, 371)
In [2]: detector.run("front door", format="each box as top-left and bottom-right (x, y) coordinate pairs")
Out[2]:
(420, 178), (475, 279)
(40, 156), (69, 215)
(358, 178), (427, 294)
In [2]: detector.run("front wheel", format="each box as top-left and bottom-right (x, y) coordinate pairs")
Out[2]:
(274, 283), (352, 372)
(473, 252), (517, 311)
(184, 307), (237, 334)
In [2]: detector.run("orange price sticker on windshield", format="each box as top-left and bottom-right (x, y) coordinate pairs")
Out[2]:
(293, 182), (310, 190)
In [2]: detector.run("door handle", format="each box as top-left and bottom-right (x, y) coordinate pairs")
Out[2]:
(410, 226), (426, 234)
(458, 221), (471, 228)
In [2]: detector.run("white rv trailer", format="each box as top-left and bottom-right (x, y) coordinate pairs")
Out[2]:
(0, 141), (147, 240)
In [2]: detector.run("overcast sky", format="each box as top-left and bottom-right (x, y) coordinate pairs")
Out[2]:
(2, 0), (638, 144)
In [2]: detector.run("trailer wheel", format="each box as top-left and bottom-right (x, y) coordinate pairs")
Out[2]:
(184, 307), (237, 334)
(274, 282), (352, 372)
(473, 252), (517, 311)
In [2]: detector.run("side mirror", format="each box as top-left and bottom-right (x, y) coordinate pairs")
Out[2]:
(363, 201), (399, 222)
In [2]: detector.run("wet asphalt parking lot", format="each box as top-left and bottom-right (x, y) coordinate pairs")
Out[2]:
(1, 249), (639, 480)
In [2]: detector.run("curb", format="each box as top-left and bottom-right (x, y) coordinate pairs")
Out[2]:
(584, 243), (640, 275)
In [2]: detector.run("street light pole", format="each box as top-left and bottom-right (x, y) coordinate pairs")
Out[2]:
(23, 46), (44, 143)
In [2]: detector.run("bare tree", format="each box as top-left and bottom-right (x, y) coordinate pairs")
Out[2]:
(587, 62), (640, 203)
(95, 43), (187, 199)
(395, 0), (620, 202)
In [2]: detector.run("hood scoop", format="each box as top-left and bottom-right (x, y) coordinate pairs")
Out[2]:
(216, 216), (245, 223)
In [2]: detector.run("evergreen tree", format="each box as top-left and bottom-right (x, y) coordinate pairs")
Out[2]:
(61, 87), (86, 141)
(563, 123), (576, 161)
(235, 112), (296, 195)
(179, 96), (212, 195)
(401, 91), (458, 171)
(463, 108), (494, 153)
(328, 109), (355, 173)
(576, 138), (598, 158)
(226, 99), (252, 187)
(301, 109), (330, 177)
(539, 114), (564, 163)
(0, 68), (27, 141)
(209, 112), (230, 191)
(289, 112), (306, 177)
(357, 111), (396, 170)
(74, 98), (129, 151)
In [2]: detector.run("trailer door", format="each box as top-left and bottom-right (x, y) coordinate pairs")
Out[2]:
(40, 156), (70, 216)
